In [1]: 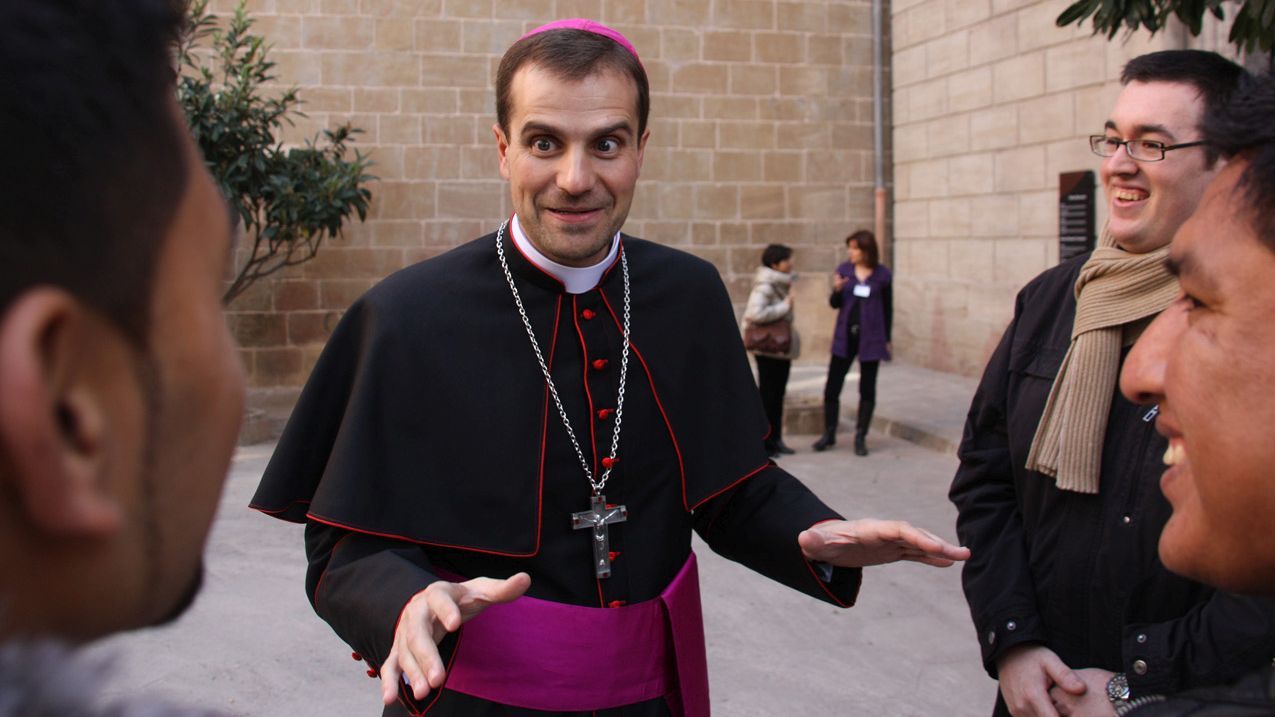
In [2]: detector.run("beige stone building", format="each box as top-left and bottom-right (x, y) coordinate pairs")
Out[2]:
(216, 0), (884, 387)
(215, 0), (1248, 389)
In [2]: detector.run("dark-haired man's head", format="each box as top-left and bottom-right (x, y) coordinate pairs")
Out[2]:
(1099, 50), (1248, 254)
(1120, 72), (1275, 596)
(0, 0), (245, 641)
(492, 21), (651, 270)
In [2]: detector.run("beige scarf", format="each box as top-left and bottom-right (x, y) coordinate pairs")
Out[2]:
(1024, 230), (1179, 493)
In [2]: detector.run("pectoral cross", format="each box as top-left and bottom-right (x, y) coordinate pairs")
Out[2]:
(571, 493), (628, 578)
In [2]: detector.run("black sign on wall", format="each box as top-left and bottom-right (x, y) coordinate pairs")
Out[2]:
(1059, 170), (1096, 262)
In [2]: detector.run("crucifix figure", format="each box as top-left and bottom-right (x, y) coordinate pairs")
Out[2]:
(571, 493), (628, 578)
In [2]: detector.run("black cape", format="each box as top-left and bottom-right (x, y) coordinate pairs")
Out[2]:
(252, 231), (861, 715)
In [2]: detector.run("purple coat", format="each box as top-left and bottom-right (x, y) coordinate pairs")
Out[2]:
(830, 262), (892, 361)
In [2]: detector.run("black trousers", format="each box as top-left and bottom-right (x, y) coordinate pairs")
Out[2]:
(823, 336), (880, 409)
(754, 354), (791, 444)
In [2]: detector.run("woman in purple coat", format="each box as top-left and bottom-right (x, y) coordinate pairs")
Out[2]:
(813, 230), (892, 456)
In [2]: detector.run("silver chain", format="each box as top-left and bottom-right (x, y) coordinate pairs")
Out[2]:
(495, 220), (631, 496)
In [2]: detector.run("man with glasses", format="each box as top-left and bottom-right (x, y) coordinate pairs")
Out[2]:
(950, 50), (1275, 717)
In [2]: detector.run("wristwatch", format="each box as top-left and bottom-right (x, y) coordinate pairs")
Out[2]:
(1106, 672), (1131, 705)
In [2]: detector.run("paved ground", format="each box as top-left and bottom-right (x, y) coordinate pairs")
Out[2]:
(85, 426), (998, 716)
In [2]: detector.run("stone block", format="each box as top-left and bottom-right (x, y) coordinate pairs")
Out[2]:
(947, 152), (995, 195)
(993, 145), (1047, 192)
(321, 0), (361, 13)
(1045, 138), (1098, 185)
(270, 51), (323, 85)
(371, 218), (426, 250)
(322, 51), (419, 87)
(371, 180), (434, 220)
(894, 44), (927, 87)
(370, 145), (407, 182)
(992, 51), (1044, 103)
(672, 63), (730, 95)
(301, 87), (354, 113)
(763, 151), (803, 182)
(662, 28), (702, 61)
(778, 66), (828, 97)
(353, 88), (399, 113)
(461, 19), (524, 54)
(652, 183), (696, 219)
(1073, 82), (1121, 136)
(251, 347), (306, 388)
(969, 194), (1020, 237)
(777, 1), (828, 32)
(990, 0), (1035, 14)
(947, 237), (995, 277)
(276, 0), (317, 12)
(908, 238), (951, 277)
(1018, 189), (1058, 238)
(928, 198), (973, 238)
(230, 312), (289, 346)
(946, 0), (990, 30)
(459, 88), (494, 115)
(713, 0), (776, 30)
(405, 146), (462, 180)
(695, 184), (740, 220)
(303, 16), (374, 50)
(925, 114), (969, 157)
(719, 121), (775, 150)
(287, 311), (342, 345)
(808, 34), (844, 66)
(1018, 92), (1075, 144)
(374, 17), (417, 51)
(402, 88), (458, 114)
(414, 18), (464, 52)
(893, 123), (928, 165)
(994, 236), (1050, 284)
(714, 151), (763, 181)
(425, 115), (476, 145)
(908, 76), (948, 123)
(926, 30), (969, 79)
(378, 114), (422, 145)
(1046, 40), (1108, 93)
(1016, 1), (1076, 53)
(776, 122), (829, 150)
(253, 15), (303, 50)
(442, 0), (491, 18)
(274, 281), (320, 311)
(787, 184), (848, 221)
(603, 0), (647, 24)
(739, 185), (787, 219)
(362, 0), (443, 15)
(436, 182), (504, 218)
(460, 145), (500, 179)
(756, 32), (804, 64)
(905, 0), (948, 44)
(808, 150), (867, 183)
(647, 0), (711, 26)
(730, 65), (778, 95)
(759, 97), (809, 121)
(492, 0), (553, 19)
(557, 0), (604, 19)
(703, 30), (753, 62)
(680, 120), (717, 148)
(908, 157), (949, 199)
(420, 54), (491, 87)
(967, 14), (1017, 67)
(969, 105), (1018, 150)
(947, 66), (991, 113)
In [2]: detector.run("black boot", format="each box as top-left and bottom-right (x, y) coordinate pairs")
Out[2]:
(854, 401), (875, 456)
(812, 400), (839, 451)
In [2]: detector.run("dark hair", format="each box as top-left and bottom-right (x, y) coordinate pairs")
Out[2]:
(761, 244), (793, 269)
(1122, 50), (1248, 165)
(846, 229), (879, 269)
(496, 28), (650, 138)
(0, 0), (189, 347)
(1202, 72), (1275, 250)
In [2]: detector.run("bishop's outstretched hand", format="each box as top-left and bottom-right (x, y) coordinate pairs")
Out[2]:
(798, 518), (970, 568)
(380, 573), (531, 705)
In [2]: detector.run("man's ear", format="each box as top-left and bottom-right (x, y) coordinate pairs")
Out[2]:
(493, 123), (512, 181)
(0, 288), (123, 537)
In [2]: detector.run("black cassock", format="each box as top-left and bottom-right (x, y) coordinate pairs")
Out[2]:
(251, 230), (862, 716)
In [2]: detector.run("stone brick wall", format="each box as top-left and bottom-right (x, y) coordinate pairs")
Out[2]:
(213, 0), (883, 387)
(889, 0), (1250, 377)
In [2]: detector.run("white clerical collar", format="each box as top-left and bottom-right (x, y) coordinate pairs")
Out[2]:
(511, 214), (619, 294)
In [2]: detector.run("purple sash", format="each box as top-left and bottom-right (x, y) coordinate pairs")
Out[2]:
(443, 552), (710, 715)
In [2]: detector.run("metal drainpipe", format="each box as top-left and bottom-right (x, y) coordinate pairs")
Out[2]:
(872, 0), (890, 267)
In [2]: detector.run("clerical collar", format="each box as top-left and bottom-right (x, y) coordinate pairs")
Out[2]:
(510, 214), (619, 294)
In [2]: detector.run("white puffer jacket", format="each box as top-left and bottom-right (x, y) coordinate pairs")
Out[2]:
(742, 265), (801, 360)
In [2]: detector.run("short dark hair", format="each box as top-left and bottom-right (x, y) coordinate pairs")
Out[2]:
(1121, 50), (1248, 165)
(846, 229), (879, 269)
(1202, 72), (1275, 250)
(0, 0), (189, 347)
(496, 28), (650, 139)
(761, 244), (793, 269)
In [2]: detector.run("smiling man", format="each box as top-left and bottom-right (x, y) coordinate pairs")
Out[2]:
(252, 19), (968, 717)
(950, 50), (1275, 717)
(1111, 69), (1275, 717)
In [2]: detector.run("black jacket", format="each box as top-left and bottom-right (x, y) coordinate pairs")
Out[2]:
(252, 232), (862, 715)
(1126, 666), (1275, 715)
(949, 254), (1275, 712)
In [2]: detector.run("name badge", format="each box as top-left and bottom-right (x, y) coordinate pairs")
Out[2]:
(853, 284), (871, 298)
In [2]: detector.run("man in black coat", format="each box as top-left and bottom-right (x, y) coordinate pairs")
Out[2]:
(950, 51), (1275, 717)
(252, 18), (968, 717)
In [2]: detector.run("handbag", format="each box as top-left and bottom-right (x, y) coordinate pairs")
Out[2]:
(743, 318), (792, 354)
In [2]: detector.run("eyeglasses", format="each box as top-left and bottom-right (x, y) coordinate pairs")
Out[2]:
(1089, 135), (1206, 162)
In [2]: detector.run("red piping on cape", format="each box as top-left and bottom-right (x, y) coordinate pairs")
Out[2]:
(305, 513), (539, 558)
(249, 498), (311, 516)
(801, 518), (856, 608)
(403, 622), (462, 715)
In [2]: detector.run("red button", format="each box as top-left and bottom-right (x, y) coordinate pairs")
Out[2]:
(601, 457), (617, 469)
(592, 358), (609, 370)
(608, 551), (620, 561)
(366, 668), (377, 678)
(608, 600), (626, 608)
(582, 309), (597, 320)
(597, 408), (614, 420)
(351, 652), (362, 661)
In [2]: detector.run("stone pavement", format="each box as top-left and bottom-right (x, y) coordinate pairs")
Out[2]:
(84, 427), (998, 716)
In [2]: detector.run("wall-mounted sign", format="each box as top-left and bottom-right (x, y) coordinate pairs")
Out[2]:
(1059, 171), (1096, 262)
